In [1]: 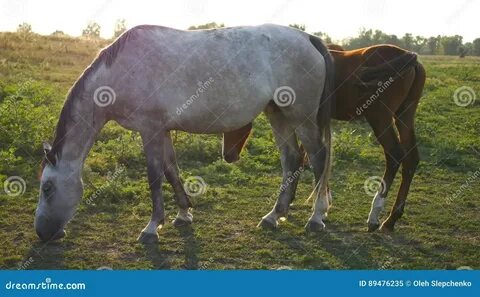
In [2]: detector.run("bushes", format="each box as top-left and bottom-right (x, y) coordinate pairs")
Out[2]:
(0, 80), (61, 177)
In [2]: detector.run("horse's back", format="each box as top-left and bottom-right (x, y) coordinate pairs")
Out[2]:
(331, 44), (421, 121)
(102, 24), (328, 133)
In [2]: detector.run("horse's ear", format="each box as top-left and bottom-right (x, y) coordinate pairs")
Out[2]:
(43, 142), (52, 153)
(42, 142), (56, 166)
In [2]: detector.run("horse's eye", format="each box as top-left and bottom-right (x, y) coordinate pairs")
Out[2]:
(42, 181), (54, 196)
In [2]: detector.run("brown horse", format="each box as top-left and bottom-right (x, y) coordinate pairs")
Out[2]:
(223, 44), (426, 232)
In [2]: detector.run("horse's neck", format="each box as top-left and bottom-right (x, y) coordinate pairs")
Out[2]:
(58, 98), (106, 171)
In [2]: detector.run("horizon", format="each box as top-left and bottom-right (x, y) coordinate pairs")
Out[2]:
(0, 0), (479, 42)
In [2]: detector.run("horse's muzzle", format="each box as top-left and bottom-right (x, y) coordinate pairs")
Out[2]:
(35, 215), (66, 242)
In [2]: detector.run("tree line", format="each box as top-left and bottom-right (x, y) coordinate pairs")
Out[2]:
(288, 23), (480, 57)
(15, 21), (480, 56)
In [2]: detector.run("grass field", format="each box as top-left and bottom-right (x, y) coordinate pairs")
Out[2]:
(0, 32), (479, 270)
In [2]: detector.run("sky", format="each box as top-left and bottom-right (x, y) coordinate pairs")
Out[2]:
(0, 0), (478, 42)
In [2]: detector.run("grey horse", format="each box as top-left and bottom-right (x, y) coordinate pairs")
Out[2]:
(35, 24), (334, 243)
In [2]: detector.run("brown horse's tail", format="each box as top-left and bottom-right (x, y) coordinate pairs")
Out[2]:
(356, 51), (418, 88)
(396, 61), (426, 118)
(309, 35), (334, 195)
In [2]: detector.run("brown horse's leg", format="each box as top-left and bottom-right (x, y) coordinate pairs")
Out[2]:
(380, 64), (424, 231)
(365, 116), (405, 232)
(258, 111), (302, 229)
(222, 123), (252, 163)
(380, 106), (420, 231)
(137, 131), (167, 243)
(162, 132), (194, 227)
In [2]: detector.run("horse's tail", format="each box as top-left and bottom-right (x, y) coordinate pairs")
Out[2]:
(356, 51), (418, 87)
(308, 35), (334, 196)
(395, 61), (426, 118)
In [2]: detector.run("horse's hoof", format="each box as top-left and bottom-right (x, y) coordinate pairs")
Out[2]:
(367, 222), (380, 232)
(137, 232), (159, 244)
(305, 220), (325, 232)
(258, 217), (277, 230)
(379, 221), (395, 232)
(173, 217), (192, 228)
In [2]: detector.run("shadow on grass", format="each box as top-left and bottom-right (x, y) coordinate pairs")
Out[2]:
(264, 220), (431, 269)
(26, 241), (67, 269)
(177, 225), (200, 270)
(140, 225), (200, 270)
(141, 243), (172, 269)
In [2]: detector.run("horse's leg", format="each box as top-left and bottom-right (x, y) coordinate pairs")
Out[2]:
(258, 111), (302, 229)
(365, 116), (404, 232)
(296, 123), (330, 232)
(162, 132), (194, 227)
(380, 108), (419, 231)
(137, 131), (167, 243)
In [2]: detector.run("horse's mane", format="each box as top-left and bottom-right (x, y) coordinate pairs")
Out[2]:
(41, 26), (153, 170)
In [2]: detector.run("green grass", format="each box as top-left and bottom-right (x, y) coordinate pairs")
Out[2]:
(0, 33), (479, 269)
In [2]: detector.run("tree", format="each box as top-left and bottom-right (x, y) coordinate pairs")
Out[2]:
(51, 30), (66, 37)
(17, 22), (32, 35)
(113, 19), (127, 38)
(427, 36), (441, 55)
(401, 33), (414, 50)
(188, 22), (224, 30)
(472, 38), (480, 56)
(412, 36), (427, 53)
(463, 42), (473, 55)
(384, 34), (401, 46)
(82, 22), (101, 39)
(441, 35), (463, 55)
(288, 24), (305, 31)
(312, 32), (332, 44)
(345, 28), (373, 49)
(458, 45), (467, 58)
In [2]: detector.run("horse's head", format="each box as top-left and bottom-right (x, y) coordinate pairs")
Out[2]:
(35, 142), (83, 242)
